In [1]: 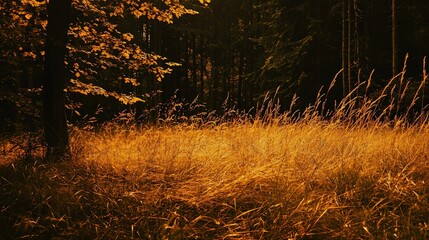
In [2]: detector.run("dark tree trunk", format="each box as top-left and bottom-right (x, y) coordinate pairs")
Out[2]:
(192, 34), (198, 95)
(391, 0), (397, 76)
(43, 0), (72, 161)
(237, 53), (244, 108)
(199, 35), (205, 100)
(182, 33), (195, 101)
(209, 61), (218, 109)
(342, 0), (347, 97)
(347, 0), (352, 93)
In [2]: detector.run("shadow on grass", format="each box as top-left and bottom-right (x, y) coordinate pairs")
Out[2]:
(0, 159), (162, 239)
(0, 159), (232, 239)
(0, 158), (92, 239)
(1, 156), (429, 239)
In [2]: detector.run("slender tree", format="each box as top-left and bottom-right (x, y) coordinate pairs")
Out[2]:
(347, 0), (352, 93)
(391, 0), (397, 76)
(354, 0), (360, 75)
(342, 0), (347, 96)
(43, 0), (73, 161)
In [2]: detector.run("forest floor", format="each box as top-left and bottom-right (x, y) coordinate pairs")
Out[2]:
(1, 118), (429, 239)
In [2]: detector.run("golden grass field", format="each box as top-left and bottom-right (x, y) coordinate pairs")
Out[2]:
(1, 71), (429, 239)
(1, 116), (429, 239)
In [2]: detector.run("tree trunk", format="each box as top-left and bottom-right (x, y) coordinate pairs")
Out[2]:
(391, 0), (397, 76)
(43, 0), (72, 161)
(199, 35), (205, 100)
(192, 34), (198, 95)
(347, 0), (352, 93)
(342, 0), (347, 97)
(354, 0), (360, 97)
(237, 53), (244, 108)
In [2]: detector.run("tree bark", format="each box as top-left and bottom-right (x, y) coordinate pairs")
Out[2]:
(391, 0), (397, 76)
(347, 0), (352, 93)
(342, 0), (347, 97)
(43, 0), (72, 161)
(199, 34), (205, 100)
(192, 34), (198, 94)
(237, 53), (244, 109)
(354, 0), (360, 97)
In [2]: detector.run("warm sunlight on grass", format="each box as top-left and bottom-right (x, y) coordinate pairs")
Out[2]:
(60, 119), (429, 239)
(2, 82), (429, 238)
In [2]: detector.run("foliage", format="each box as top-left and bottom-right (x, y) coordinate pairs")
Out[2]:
(0, 0), (208, 129)
(66, 0), (208, 105)
(2, 0), (429, 132)
(0, 0), (47, 133)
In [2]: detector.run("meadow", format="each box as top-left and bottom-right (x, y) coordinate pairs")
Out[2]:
(1, 77), (429, 239)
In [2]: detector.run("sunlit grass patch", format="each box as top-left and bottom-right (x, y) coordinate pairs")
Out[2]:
(2, 74), (429, 238)
(51, 119), (429, 239)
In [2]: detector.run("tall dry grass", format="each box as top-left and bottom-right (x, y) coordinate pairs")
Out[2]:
(63, 114), (429, 239)
(1, 61), (429, 239)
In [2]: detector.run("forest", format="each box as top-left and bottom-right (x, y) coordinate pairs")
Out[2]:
(2, 0), (429, 134)
(1, 0), (429, 239)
